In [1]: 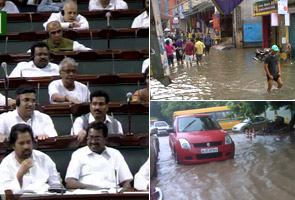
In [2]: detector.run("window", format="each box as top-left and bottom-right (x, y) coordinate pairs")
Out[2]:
(178, 116), (221, 132)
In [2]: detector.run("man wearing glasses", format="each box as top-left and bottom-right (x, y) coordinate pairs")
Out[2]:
(48, 57), (90, 104)
(9, 42), (60, 78)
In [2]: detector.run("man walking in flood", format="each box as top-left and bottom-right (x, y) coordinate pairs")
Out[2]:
(264, 45), (283, 92)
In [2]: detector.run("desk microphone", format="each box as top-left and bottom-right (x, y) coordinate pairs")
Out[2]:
(106, 12), (111, 28)
(126, 92), (133, 135)
(114, 169), (118, 193)
(1, 62), (9, 108)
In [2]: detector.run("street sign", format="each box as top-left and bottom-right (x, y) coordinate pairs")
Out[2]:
(278, 0), (288, 15)
(0, 11), (7, 35)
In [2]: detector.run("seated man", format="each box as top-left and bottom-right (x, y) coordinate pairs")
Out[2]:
(89, 0), (128, 11)
(72, 90), (123, 142)
(0, 93), (16, 107)
(0, 124), (61, 194)
(141, 57), (149, 73)
(66, 121), (133, 190)
(0, 0), (20, 13)
(48, 57), (90, 104)
(0, 85), (58, 143)
(131, 0), (149, 28)
(44, 21), (92, 52)
(43, 0), (89, 30)
(37, 0), (65, 13)
(132, 68), (148, 103)
(10, 42), (60, 78)
(134, 158), (149, 191)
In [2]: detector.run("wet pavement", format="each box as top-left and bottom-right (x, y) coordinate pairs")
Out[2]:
(151, 134), (295, 200)
(151, 48), (295, 100)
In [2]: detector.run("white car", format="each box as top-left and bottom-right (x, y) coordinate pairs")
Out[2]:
(153, 121), (170, 135)
(232, 116), (270, 133)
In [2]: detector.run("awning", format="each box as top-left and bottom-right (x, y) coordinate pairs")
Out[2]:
(182, 0), (214, 16)
(212, 0), (244, 15)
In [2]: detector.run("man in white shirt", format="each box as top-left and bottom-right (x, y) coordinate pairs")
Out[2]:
(141, 57), (149, 73)
(72, 90), (123, 142)
(134, 158), (149, 191)
(0, 124), (61, 194)
(89, 0), (128, 11)
(43, 0), (89, 30)
(44, 21), (92, 52)
(0, 93), (15, 106)
(131, 0), (149, 28)
(0, 85), (58, 143)
(10, 42), (60, 78)
(66, 121), (133, 190)
(48, 57), (90, 104)
(0, 0), (19, 13)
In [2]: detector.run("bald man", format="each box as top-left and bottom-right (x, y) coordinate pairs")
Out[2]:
(43, 21), (92, 52)
(43, 0), (89, 30)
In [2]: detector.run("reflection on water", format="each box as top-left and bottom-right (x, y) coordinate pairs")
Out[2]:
(152, 134), (295, 200)
(151, 48), (295, 100)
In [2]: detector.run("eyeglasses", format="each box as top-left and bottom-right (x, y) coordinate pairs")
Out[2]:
(86, 136), (104, 142)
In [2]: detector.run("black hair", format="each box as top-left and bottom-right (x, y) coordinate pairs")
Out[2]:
(144, 66), (149, 80)
(86, 121), (108, 138)
(16, 85), (36, 96)
(90, 90), (110, 104)
(9, 124), (34, 146)
(165, 40), (170, 45)
(30, 42), (49, 60)
(190, 39), (194, 43)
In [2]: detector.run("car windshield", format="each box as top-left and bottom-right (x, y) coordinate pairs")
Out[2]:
(155, 122), (168, 127)
(178, 116), (221, 132)
(242, 118), (251, 123)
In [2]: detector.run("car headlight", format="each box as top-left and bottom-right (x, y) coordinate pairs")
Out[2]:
(179, 138), (191, 149)
(225, 134), (232, 145)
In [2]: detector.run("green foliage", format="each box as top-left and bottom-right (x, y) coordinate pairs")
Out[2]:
(226, 101), (268, 119)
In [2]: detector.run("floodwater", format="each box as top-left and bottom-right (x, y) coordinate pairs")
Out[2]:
(152, 134), (295, 200)
(151, 48), (295, 100)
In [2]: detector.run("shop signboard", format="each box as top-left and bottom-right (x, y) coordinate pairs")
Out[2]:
(253, 1), (278, 16)
(213, 14), (221, 40)
(0, 11), (7, 36)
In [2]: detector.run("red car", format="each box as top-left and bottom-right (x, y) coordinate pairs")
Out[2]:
(168, 114), (235, 164)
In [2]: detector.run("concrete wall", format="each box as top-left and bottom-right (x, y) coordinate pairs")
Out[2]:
(233, 0), (262, 48)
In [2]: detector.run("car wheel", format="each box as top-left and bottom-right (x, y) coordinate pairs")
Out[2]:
(174, 148), (179, 164)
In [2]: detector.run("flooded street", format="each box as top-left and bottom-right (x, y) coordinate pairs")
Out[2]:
(151, 48), (295, 100)
(152, 134), (295, 200)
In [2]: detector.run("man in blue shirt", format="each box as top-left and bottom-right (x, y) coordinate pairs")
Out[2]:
(203, 33), (213, 55)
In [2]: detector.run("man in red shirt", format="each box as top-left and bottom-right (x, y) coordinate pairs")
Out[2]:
(183, 39), (195, 69)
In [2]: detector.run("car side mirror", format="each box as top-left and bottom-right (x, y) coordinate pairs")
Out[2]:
(167, 128), (174, 133)
(150, 128), (158, 135)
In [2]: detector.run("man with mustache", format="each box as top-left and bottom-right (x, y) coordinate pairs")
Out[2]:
(89, 0), (128, 11)
(48, 57), (90, 104)
(0, 124), (61, 194)
(131, 0), (149, 28)
(44, 21), (92, 52)
(72, 90), (123, 142)
(10, 42), (60, 78)
(0, 85), (58, 143)
(43, 0), (89, 30)
(66, 121), (132, 191)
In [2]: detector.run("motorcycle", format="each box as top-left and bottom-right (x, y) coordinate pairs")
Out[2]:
(253, 48), (270, 61)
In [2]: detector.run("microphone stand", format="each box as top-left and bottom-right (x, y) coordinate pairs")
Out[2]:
(128, 99), (131, 135)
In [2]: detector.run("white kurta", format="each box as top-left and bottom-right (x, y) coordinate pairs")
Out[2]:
(9, 61), (60, 78)
(48, 79), (90, 104)
(89, 0), (128, 11)
(0, 1), (20, 13)
(134, 158), (149, 190)
(131, 11), (149, 28)
(72, 113), (123, 135)
(43, 12), (89, 30)
(0, 150), (60, 194)
(66, 146), (133, 188)
(0, 110), (58, 139)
